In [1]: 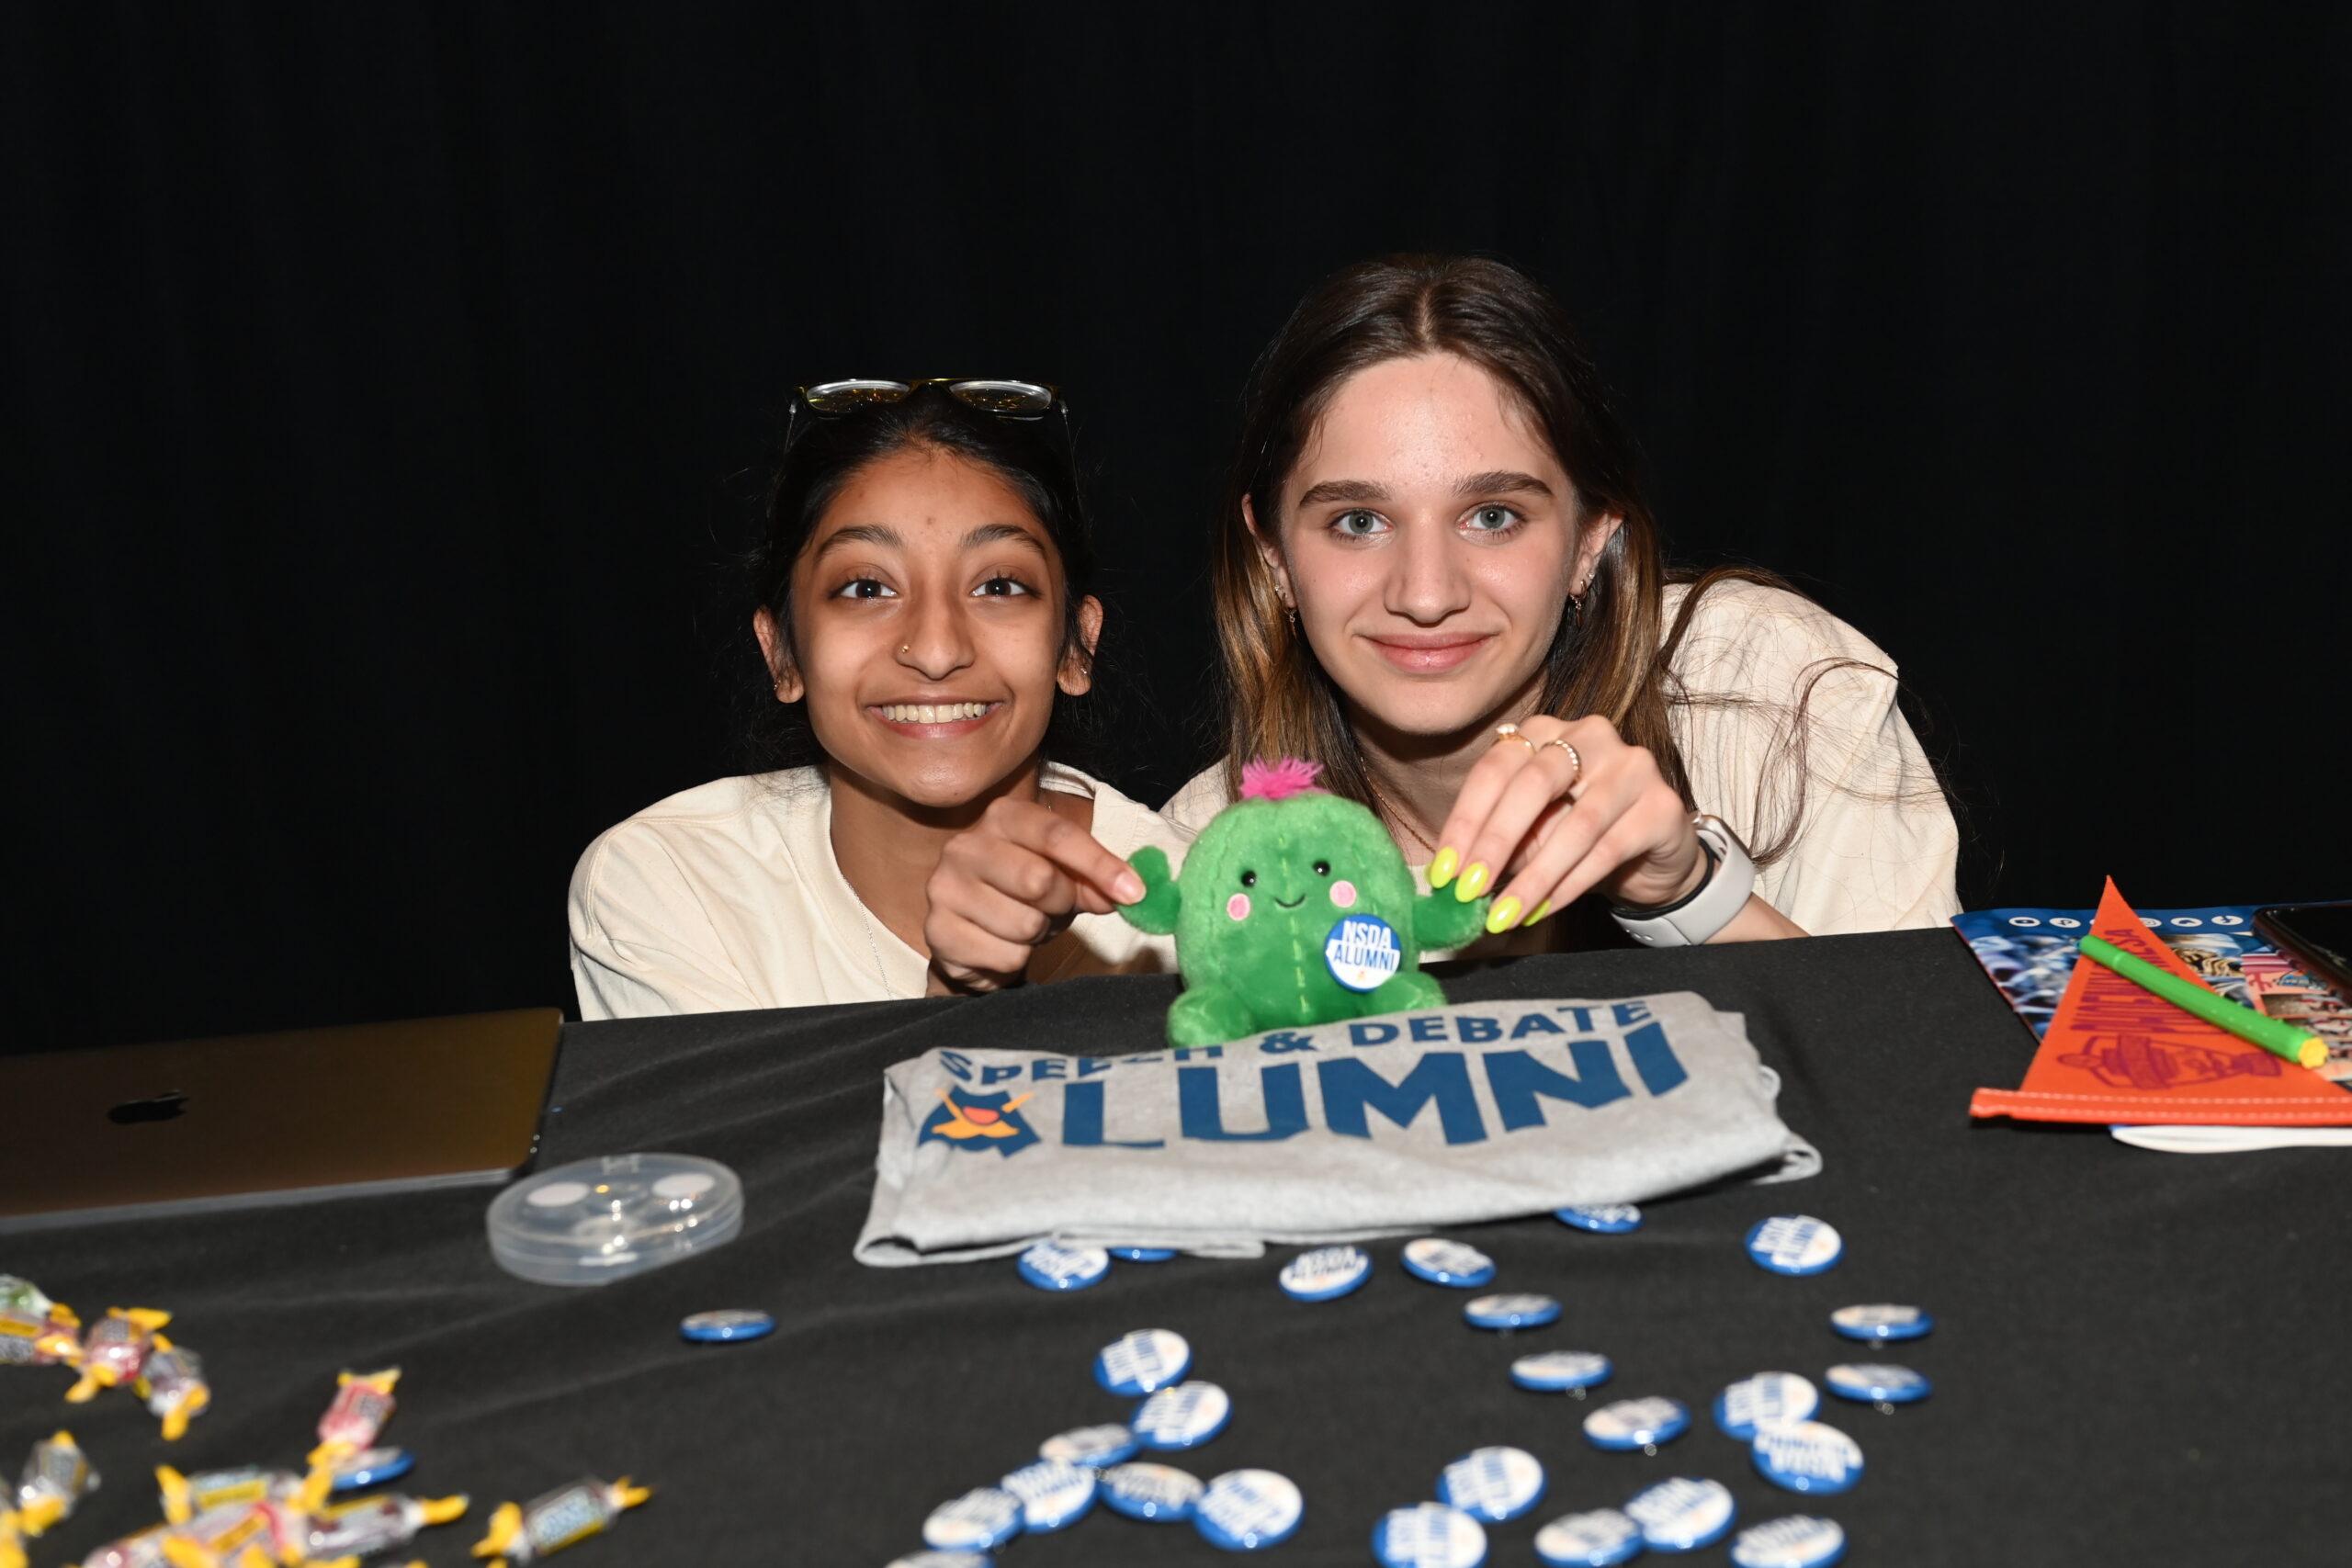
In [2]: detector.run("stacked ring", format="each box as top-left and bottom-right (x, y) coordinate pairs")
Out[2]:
(1542, 738), (1583, 787)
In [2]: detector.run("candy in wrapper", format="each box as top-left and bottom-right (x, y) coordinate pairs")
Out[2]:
(65, 1308), (172, 1401)
(469, 1477), (650, 1566)
(156, 1498), (307, 1568)
(137, 1343), (211, 1440)
(0, 1507), (23, 1568)
(305, 1493), (467, 1559)
(0, 1301), (82, 1369)
(309, 1368), (401, 1468)
(155, 1466), (305, 1528)
(80, 1522), (175, 1568)
(15, 1429), (98, 1536)
(0, 1278), (55, 1316)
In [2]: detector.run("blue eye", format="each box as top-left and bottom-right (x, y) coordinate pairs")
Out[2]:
(1332, 510), (1388, 538)
(1466, 504), (1521, 533)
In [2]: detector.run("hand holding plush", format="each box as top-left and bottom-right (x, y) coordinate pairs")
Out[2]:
(1121, 759), (1489, 1046)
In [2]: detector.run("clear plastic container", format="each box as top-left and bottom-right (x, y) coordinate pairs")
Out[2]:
(486, 1152), (742, 1286)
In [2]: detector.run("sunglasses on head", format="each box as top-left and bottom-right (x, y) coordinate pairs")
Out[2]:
(798, 378), (1061, 419)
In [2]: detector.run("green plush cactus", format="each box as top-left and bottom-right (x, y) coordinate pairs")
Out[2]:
(1122, 758), (1489, 1046)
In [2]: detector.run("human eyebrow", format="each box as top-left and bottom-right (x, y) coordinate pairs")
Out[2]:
(811, 523), (902, 558)
(961, 523), (1048, 552)
(1295, 478), (1392, 508)
(1453, 470), (1555, 501)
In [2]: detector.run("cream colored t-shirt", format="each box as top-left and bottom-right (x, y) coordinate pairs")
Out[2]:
(1160, 581), (1958, 945)
(570, 763), (1190, 1019)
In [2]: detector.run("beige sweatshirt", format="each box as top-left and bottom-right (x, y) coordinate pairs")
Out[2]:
(569, 763), (1191, 1019)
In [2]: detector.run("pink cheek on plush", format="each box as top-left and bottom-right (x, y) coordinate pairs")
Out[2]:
(1329, 880), (1357, 908)
(1226, 892), (1251, 921)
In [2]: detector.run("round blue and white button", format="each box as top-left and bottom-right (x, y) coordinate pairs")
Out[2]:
(1193, 1469), (1304, 1551)
(1112, 1247), (1178, 1262)
(1511, 1350), (1613, 1393)
(1373, 1502), (1487, 1568)
(1555, 1203), (1644, 1234)
(1133, 1381), (1232, 1450)
(678, 1308), (775, 1344)
(1745, 1216), (1842, 1276)
(1731, 1515), (1848, 1568)
(1402, 1237), (1497, 1288)
(1099, 1462), (1204, 1523)
(1583, 1395), (1690, 1450)
(329, 1447), (413, 1492)
(1017, 1241), (1110, 1292)
(998, 1459), (1096, 1532)
(1280, 1245), (1372, 1302)
(1040, 1424), (1138, 1469)
(1829, 1303), (1932, 1342)
(1532, 1508), (1645, 1567)
(1751, 1421), (1865, 1495)
(1463, 1292), (1560, 1330)
(1713, 1371), (1819, 1440)
(887, 1552), (989, 1568)
(1096, 1327), (1193, 1396)
(1624, 1476), (1737, 1552)
(1824, 1362), (1931, 1404)
(922, 1487), (1023, 1551)
(1438, 1446), (1545, 1522)
(1327, 914), (1404, 991)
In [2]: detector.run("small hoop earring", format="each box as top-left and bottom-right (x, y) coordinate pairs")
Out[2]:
(1567, 587), (1587, 626)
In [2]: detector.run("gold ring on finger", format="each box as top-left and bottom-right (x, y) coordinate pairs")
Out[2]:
(1492, 723), (1538, 755)
(1542, 738), (1583, 785)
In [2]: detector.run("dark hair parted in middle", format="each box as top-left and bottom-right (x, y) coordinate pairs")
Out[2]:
(744, 385), (1109, 775)
(1213, 253), (1881, 866)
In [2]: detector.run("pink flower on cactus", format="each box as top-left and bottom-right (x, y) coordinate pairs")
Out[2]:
(1238, 756), (1325, 802)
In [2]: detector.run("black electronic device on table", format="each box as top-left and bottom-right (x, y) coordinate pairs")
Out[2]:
(2254, 901), (2352, 1004)
(0, 1008), (562, 1234)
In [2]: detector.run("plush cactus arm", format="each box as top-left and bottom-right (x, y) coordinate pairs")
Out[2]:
(1120, 845), (1183, 936)
(1412, 887), (1491, 953)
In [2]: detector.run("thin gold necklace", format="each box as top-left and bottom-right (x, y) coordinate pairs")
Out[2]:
(1361, 769), (1436, 858)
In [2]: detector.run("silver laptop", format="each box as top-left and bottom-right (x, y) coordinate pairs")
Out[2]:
(0, 1008), (563, 1232)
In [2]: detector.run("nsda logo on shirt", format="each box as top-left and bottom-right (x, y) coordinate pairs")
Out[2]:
(918, 1086), (1041, 1156)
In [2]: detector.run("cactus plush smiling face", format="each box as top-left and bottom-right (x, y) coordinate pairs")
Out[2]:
(1122, 759), (1490, 1046)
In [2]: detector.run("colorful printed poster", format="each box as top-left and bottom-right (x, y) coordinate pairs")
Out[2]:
(1969, 881), (2352, 1127)
(1955, 898), (2352, 1083)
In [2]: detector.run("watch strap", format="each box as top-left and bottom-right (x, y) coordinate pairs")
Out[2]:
(1609, 815), (1757, 948)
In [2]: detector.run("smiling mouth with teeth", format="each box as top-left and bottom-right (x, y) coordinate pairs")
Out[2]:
(876, 702), (995, 724)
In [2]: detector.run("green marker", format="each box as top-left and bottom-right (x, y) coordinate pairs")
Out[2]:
(2076, 933), (2328, 1070)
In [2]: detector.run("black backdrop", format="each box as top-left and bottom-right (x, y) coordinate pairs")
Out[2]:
(7, 4), (2346, 1052)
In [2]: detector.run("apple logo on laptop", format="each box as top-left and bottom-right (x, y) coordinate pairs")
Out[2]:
(108, 1090), (190, 1125)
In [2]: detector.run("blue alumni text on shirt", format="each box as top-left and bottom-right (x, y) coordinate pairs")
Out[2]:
(925, 1002), (1690, 1152)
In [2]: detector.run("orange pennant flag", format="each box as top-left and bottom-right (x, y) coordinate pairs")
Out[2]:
(1970, 878), (2352, 1126)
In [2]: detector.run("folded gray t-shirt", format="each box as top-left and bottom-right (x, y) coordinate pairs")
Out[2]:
(855, 993), (1817, 1266)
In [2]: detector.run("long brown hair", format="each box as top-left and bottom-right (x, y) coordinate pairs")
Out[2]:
(1211, 254), (1878, 866)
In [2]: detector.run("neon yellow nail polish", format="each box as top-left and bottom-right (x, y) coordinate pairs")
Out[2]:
(1486, 896), (1522, 935)
(1454, 862), (1490, 902)
(1428, 847), (1459, 887)
(1526, 899), (1553, 926)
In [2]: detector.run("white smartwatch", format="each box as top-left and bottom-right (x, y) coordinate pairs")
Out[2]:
(1608, 814), (1756, 948)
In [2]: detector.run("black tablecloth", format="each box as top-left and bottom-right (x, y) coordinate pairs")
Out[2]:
(7, 931), (2346, 1566)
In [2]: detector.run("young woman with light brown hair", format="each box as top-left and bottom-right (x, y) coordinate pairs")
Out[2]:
(1156, 254), (1957, 953)
(922, 255), (1957, 987)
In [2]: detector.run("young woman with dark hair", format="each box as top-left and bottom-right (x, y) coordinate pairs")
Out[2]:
(1159, 254), (1958, 950)
(568, 380), (1183, 1017)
